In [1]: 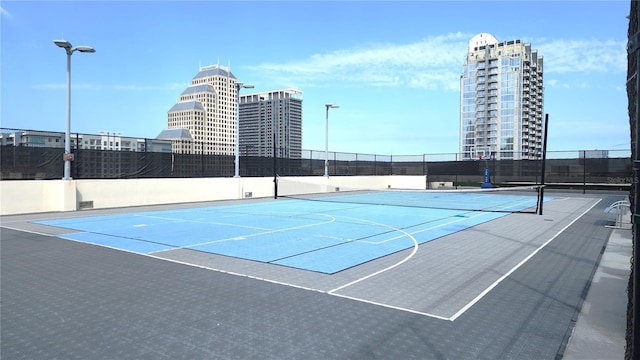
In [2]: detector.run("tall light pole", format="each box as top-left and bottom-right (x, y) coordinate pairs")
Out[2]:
(324, 104), (339, 177)
(235, 82), (254, 177)
(54, 39), (95, 180)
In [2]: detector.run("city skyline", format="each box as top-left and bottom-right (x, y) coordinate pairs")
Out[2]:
(0, 1), (630, 156)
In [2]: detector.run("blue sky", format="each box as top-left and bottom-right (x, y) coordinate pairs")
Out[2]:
(0, 0), (631, 156)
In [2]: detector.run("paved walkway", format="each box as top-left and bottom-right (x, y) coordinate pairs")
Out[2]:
(564, 221), (632, 359)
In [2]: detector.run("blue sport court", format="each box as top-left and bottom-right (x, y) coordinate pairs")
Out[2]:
(36, 189), (546, 274)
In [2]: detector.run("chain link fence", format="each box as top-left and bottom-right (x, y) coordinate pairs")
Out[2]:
(0, 128), (631, 188)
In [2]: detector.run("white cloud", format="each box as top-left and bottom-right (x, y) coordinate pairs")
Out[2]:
(0, 6), (12, 19)
(577, 81), (590, 89)
(535, 38), (626, 74)
(247, 32), (472, 91)
(35, 34), (625, 94)
(248, 33), (626, 91)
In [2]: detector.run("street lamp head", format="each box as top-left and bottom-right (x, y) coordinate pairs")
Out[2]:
(236, 82), (254, 89)
(76, 46), (96, 53)
(54, 40), (95, 55)
(234, 80), (254, 178)
(54, 40), (72, 49)
(325, 104), (339, 109)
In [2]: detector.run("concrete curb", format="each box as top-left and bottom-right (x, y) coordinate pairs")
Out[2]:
(563, 226), (632, 359)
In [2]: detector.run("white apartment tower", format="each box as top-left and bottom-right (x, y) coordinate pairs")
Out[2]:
(459, 33), (544, 160)
(238, 89), (303, 158)
(167, 64), (242, 155)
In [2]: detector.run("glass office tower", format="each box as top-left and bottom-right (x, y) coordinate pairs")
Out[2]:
(460, 33), (544, 160)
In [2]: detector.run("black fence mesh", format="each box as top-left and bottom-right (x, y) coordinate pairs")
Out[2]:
(0, 139), (632, 186)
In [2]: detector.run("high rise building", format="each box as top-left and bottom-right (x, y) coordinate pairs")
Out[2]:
(0, 129), (172, 179)
(166, 64), (241, 155)
(459, 33), (544, 160)
(0, 130), (170, 152)
(238, 89), (303, 158)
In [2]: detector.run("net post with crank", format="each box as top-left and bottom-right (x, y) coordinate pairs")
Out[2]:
(273, 132), (278, 199)
(537, 113), (549, 215)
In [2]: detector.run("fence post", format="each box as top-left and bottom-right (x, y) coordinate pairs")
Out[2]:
(537, 114), (549, 215)
(423, 154), (426, 176)
(333, 152), (336, 176)
(374, 155), (377, 175)
(74, 133), (79, 179)
(583, 150), (587, 194)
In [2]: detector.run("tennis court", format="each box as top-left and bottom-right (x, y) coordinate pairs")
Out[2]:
(35, 188), (545, 275)
(1, 189), (623, 359)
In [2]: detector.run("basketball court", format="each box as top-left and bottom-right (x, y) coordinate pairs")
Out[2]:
(0, 189), (624, 358)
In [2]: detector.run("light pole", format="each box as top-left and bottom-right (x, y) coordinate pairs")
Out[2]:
(234, 82), (254, 178)
(54, 39), (95, 180)
(324, 104), (339, 177)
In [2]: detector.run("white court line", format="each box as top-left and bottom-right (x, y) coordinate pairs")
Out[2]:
(132, 213), (274, 232)
(360, 210), (493, 245)
(359, 195), (530, 246)
(328, 215), (419, 294)
(134, 206), (350, 232)
(329, 292), (450, 320)
(3, 224), (447, 320)
(323, 211), (494, 318)
(0, 225), (154, 257)
(448, 198), (602, 321)
(4, 196), (590, 323)
(151, 213), (338, 253)
(1, 225), (59, 237)
(1, 224), (330, 295)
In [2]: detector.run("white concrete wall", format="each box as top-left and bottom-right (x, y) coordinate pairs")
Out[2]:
(75, 178), (241, 209)
(0, 180), (76, 214)
(0, 175), (426, 215)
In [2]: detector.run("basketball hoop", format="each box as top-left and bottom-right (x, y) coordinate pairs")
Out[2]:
(475, 155), (483, 161)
